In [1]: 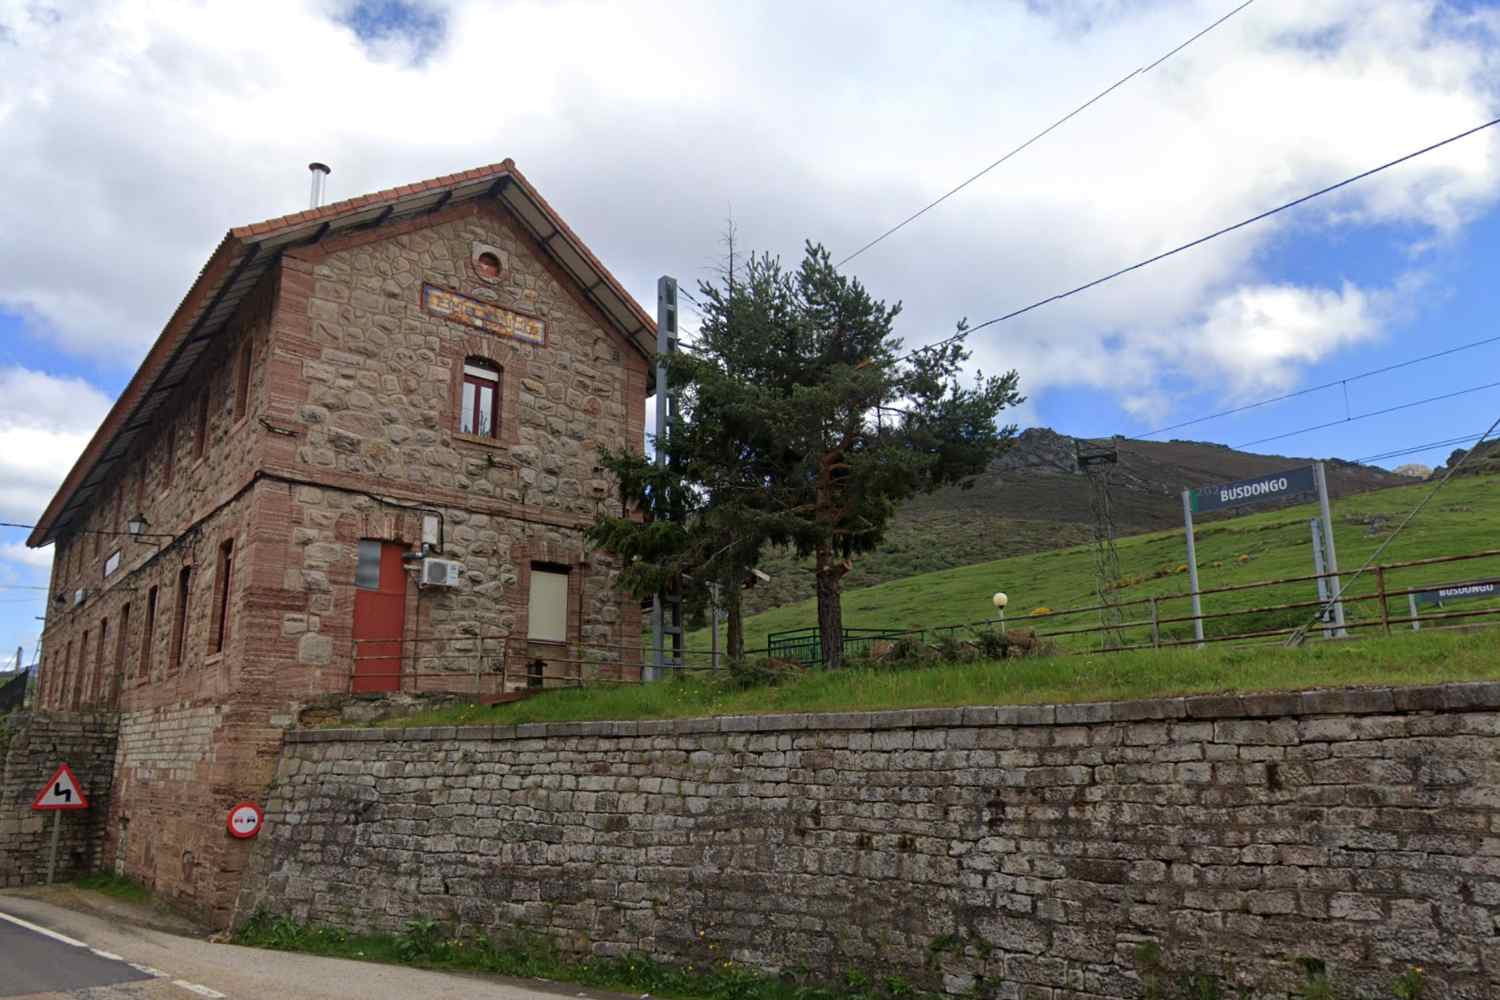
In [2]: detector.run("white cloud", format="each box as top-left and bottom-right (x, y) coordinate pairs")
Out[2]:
(0, 542), (52, 571)
(0, 0), (1496, 413)
(0, 367), (113, 522)
(1185, 280), (1386, 398)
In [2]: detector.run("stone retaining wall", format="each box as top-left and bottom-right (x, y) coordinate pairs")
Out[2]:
(1, 711), (118, 887)
(240, 684), (1500, 999)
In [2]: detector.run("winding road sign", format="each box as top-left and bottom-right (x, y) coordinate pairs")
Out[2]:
(32, 763), (88, 811)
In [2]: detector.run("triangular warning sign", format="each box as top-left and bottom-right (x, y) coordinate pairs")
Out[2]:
(33, 763), (89, 811)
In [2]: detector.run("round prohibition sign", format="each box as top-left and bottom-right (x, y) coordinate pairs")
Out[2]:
(227, 802), (264, 839)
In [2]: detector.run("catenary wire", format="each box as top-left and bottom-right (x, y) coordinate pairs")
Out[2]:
(1286, 408), (1500, 646)
(1359, 432), (1492, 465)
(892, 115), (1500, 363)
(1135, 333), (1500, 440)
(836, 0), (1256, 268)
(1235, 379), (1500, 450)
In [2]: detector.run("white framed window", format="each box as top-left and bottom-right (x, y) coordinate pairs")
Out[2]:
(527, 565), (569, 643)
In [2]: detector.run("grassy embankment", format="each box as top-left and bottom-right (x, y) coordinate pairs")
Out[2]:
(368, 473), (1499, 730)
(699, 471), (1500, 655)
(382, 628), (1499, 729)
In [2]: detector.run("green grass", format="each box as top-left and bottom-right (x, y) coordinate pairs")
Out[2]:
(697, 471), (1500, 656)
(234, 911), (928, 1000)
(73, 872), (152, 904)
(374, 629), (1499, 729)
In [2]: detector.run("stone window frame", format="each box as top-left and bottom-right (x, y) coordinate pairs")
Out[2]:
(449, 336), (522, 455)
(470, 242), (508, 284)
(209, 537), (235, 659)
(192, 390), (210, 462)
(233, 337), (254, 424)
(460, 358), (501, 439)
(139, 583), (158, 684)
(168, 563), (192, 675)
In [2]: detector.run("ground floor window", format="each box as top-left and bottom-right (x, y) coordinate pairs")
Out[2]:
(527, 564), (569, 643)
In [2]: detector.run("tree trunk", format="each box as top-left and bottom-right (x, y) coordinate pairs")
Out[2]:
(725, 581), (745, 661)
(815, 543), (845, 668)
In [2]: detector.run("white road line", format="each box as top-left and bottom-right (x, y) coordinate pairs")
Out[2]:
(2, 908), (222, 997)
(0, 910), (89, 948)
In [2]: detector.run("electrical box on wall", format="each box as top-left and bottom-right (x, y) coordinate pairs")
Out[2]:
(419, 558), (463, 588)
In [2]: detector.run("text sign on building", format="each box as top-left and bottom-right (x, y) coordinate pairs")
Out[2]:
(1190, 466), (1316, 514)
(421, 283), (546, 346)
(32, 763), (89, 811)
(1415, 579), (1499, 607)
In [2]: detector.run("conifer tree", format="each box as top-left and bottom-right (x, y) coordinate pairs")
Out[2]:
(591, 242), (1022, 668)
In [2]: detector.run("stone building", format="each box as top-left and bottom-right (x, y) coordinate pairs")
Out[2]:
(25, 160), (652, 923)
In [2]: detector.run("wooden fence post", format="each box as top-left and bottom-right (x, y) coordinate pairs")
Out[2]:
(1149, 598), (1161, 649)
(1376, 566), (1391, 635)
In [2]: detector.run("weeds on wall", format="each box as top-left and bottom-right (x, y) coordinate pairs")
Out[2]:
(1138, 943), (1437, 1000)
(234, 911), (934, 1000)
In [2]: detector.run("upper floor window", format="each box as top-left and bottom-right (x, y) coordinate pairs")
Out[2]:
(461, 358), (500, 438)
(164, 425), (177, 487)
(234, 341), (253, 421)
(193, 392), (209, 460)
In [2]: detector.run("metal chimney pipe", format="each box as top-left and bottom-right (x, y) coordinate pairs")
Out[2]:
(308, 162), (331, 209)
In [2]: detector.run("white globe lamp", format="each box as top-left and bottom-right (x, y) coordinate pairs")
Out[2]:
(992, 592), (1008, 633)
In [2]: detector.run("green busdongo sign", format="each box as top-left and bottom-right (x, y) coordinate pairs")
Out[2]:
(1415, 580), (1499, 607)
(1190, 465), (1317, 514)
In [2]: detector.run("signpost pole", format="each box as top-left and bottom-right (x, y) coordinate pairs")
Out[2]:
(46, 811), (60, 885)
(1181, 490), (1205, 648)
(1310, 518), (1332, 640)
(1314, 462), (1347, 637)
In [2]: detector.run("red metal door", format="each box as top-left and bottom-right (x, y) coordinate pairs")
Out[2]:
(352, 541), (407, 693)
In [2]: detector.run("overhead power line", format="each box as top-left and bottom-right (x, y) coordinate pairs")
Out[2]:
(1137, 333), (1500, 440)
(837, 0), (1257, 268)
(950, 116), (1500, 340)
(1236, 378), (1500, 450)
(1359, 432), (1491, 466)
(892, 116), (1500, 367)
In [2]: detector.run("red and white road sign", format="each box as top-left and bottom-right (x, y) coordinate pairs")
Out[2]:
(32, 763), (89, 811)
(226, 802), (264, 839)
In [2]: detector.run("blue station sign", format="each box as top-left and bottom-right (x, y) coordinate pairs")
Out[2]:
(1190, 465), (1317, 514)
(1415, 580), (1499, 607)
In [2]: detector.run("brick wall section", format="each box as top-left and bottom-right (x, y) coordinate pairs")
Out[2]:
(0, 712), (118, 887)
(241, 684), (1500, 1000)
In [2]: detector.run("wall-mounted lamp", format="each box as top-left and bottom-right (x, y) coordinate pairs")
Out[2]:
(124, 514), (171, 546)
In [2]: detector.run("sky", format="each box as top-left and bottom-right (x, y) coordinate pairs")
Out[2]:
(2, 0), (1499, 661)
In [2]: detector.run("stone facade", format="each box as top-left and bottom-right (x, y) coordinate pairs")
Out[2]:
(243, 684), (1500, 999)
(1, 712), (118, 887)
(30, 169), (651, 923)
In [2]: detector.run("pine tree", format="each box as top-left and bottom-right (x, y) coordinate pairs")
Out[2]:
(592, 242), (1023, 669)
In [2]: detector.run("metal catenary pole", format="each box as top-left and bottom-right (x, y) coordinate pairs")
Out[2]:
(1314, 461), (1348, 637)
(1180, 489), (1205, 647)
(1309, 518), (1333, 639)
(649, 276), (681, 681)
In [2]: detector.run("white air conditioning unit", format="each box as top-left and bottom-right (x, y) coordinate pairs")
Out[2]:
(419, 558), (463, 588)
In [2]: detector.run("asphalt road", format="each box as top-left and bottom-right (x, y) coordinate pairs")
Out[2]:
(0, 913), (153, 997)
(0, 891), (622, 1000)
